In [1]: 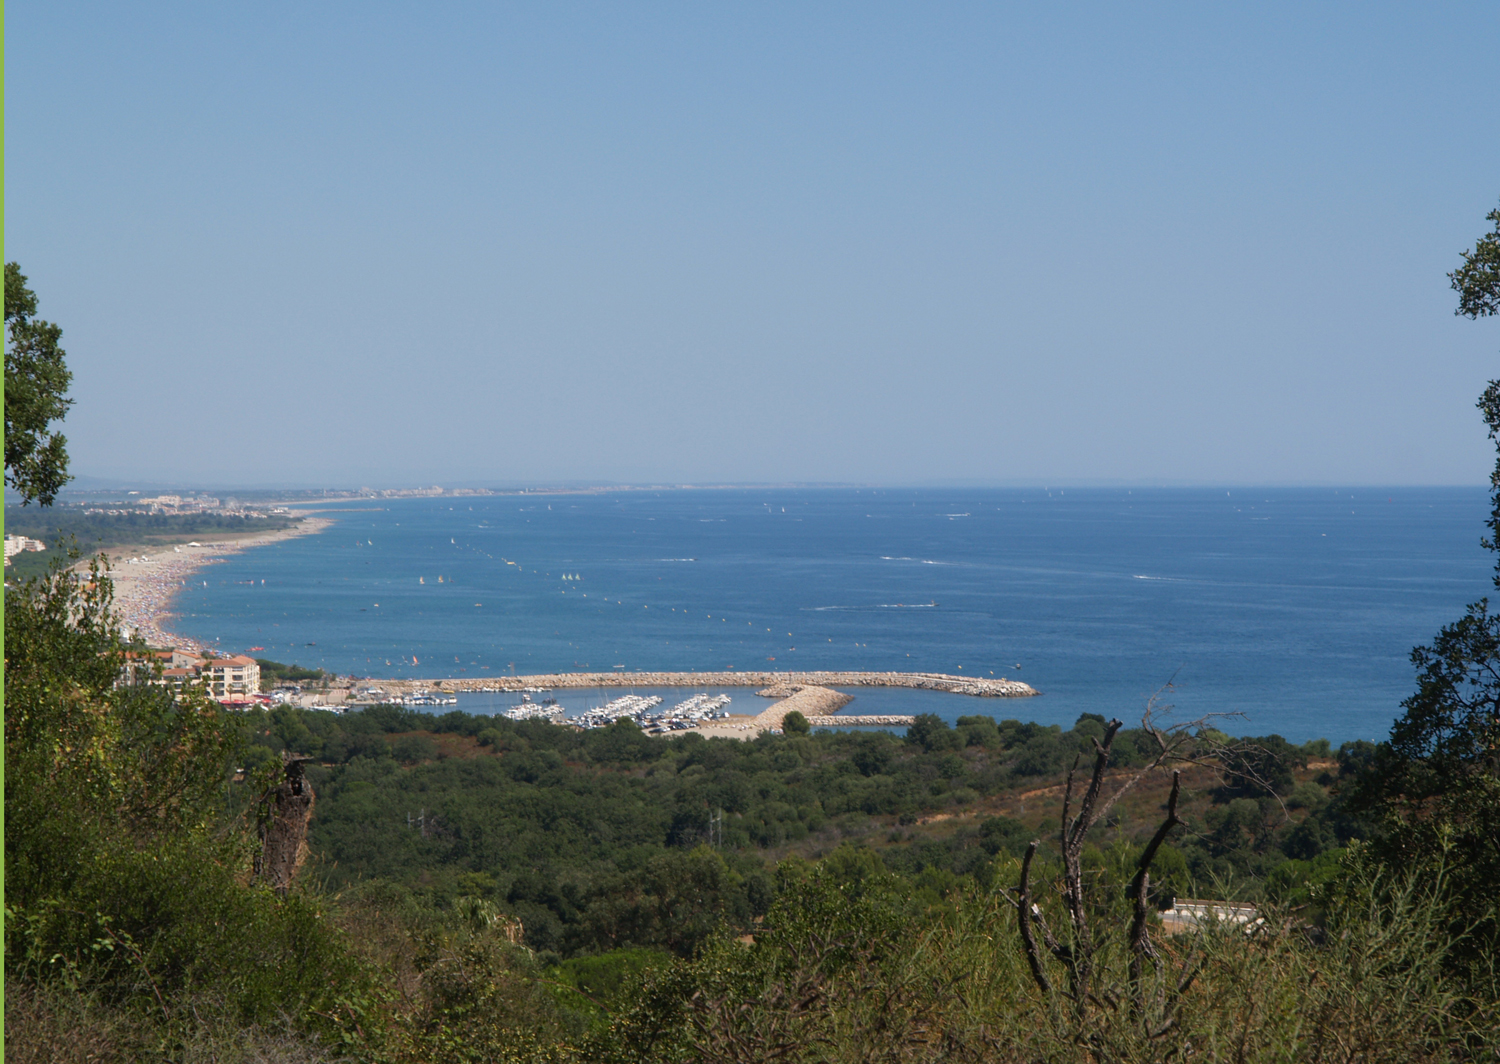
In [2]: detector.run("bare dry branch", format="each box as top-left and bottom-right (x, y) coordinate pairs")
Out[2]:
(1016, 841), (1052, 995)
(1129, 770), (1183, 1016)
(1007, 691), (1231, 1034)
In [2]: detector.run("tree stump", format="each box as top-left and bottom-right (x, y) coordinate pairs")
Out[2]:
(254, 752), (315, 895)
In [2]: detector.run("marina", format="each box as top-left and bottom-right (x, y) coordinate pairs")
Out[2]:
(517, 689), (736, 733)
(503, 693), (564, 722)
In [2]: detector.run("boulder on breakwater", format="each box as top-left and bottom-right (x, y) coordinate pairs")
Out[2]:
(748, 685), (854, 732)
(804, 715), (914, 727)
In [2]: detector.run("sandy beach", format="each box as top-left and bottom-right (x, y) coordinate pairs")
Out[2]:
(97, 515), (335, 651)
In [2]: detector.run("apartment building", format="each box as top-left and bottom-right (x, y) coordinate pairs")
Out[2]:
(4, 534), (47, 565)
(125, 649), (261, 703)
(201, 655), (261, 698)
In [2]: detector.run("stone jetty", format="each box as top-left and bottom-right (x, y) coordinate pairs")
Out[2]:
(384, 670), (1037, 698)
(747, 684), (854, 731)
(804, 715), (914, 728)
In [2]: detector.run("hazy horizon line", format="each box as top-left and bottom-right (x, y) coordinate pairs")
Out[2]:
(20, 475), (1493, 498)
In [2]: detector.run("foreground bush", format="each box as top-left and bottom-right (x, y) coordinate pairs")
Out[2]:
(4, 560), (376, 1056)
(585, 858), (1496, 1064)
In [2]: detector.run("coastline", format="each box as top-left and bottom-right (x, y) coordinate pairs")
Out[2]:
(99, 514), (336, 651)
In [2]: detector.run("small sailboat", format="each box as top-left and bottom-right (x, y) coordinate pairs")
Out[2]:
(438, 575), (444, 583)
(420, 576), (425, 584)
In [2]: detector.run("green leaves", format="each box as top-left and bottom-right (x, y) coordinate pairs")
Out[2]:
(1342, 204), (1500, 981)
(1450, 205), (1500, 319)
(4, 560), (369, 1041)
(4, 261), (73, 506)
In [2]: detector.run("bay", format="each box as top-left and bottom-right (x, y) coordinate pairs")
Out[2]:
(172, 487), (1490, 744)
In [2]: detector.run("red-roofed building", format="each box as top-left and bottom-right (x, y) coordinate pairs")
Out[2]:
(124, 649), (262, 703)
(158, 667), (197, 691)
(201, 655), (260, 699)
(170, 648), (204, 670)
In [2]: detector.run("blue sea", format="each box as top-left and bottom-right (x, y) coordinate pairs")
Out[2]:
(171, 487), (1491, 744)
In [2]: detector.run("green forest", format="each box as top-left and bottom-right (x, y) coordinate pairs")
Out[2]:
(241, 701), (1363, 962)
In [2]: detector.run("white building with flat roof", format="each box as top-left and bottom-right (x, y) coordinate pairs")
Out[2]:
(4, 535), (47, 565)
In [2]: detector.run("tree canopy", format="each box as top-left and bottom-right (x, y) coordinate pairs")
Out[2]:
(5, 261), (73, 505)
(1450, 203), (1500, 319)
(1352, 202), (1500, 969)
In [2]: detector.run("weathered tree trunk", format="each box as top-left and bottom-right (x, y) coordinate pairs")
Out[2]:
(254, 753), (315, 895)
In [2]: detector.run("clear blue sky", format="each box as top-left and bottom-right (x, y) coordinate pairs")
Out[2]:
(6, 2), (1498, 487)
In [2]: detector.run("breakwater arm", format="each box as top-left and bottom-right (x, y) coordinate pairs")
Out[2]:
(382, 670), (1036, 698)
(746, 684), (854, 731)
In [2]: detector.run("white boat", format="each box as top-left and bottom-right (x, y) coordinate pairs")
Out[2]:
(504, 692), (563, 721)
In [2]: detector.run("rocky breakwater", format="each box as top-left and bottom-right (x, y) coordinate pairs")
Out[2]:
(391, 670), (1038, 698)
(747, 685), (854, 732)
(804, 715), (915, 728)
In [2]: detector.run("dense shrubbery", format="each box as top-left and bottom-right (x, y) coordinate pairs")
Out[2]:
(242, 698), (1368, 950)
(255, 657), (328, 685)
(4, 561), (375, 1058)
(582, 855), (1496, 1064)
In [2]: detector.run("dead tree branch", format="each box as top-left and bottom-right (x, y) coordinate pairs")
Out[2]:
(1005, 692), (1219, 1031)
(1129, 770), (1183, 1016)
(1017, 841), (1053, 995)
